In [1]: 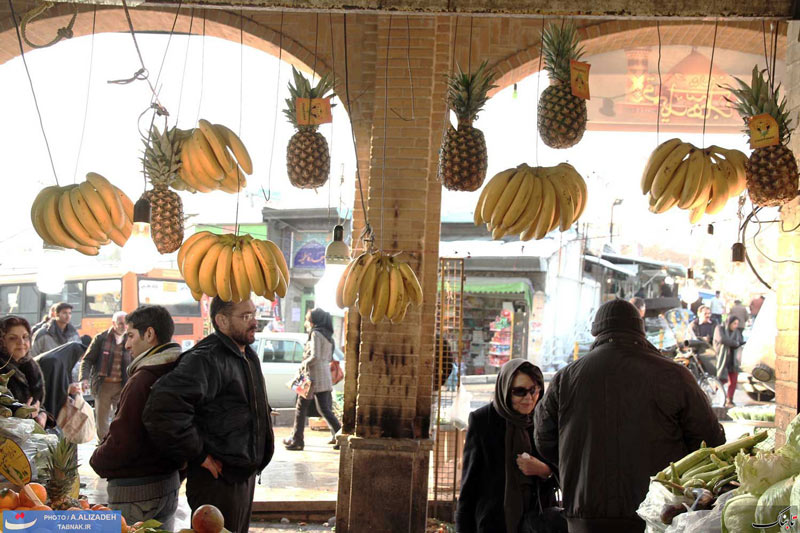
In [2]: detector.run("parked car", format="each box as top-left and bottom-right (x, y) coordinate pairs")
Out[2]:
(250, 332), (344, 408)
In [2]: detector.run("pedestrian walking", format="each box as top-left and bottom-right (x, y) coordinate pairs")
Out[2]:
(90, 305), (183, 530)
(714, 316), (745, 408)
(30, 302), (80, 357)
(79, 312), (132, 440)
(143, 297), (274, 533)
(728, 300), (748, 333)
(708, 290), (725, 325)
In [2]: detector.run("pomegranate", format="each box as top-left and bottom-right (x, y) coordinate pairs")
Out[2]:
(191, 504), (225, 533)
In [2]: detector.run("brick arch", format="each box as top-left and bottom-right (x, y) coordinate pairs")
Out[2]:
(487, 20), (787, 96)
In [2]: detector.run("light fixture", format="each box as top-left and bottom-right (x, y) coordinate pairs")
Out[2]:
(324, 224), (350, 266)
(664, 276), (674, 285)
(512, 83), (518, 99)
(121, 196), (159, 274)
(728, 242), (749, 294)
(707, 223), (714, 235)
(680, 268), (699, 304)
(36, 247), (66, 295)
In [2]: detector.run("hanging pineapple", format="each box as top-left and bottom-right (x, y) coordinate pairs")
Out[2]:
(142, 125), (187, 254)
(438, 60), (497, 192)
(725, 66), (799, 207)
(41, 437), (80, 510)
(538, 23), (587, 149)
(284, 67), (334, 189)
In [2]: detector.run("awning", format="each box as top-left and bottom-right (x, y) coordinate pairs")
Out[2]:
(601, 253), (687, 277)
(462, 276), (534, 309)
(583, 255), (637, 277)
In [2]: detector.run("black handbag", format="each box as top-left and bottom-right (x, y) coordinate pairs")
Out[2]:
(519, 481), (568, 533)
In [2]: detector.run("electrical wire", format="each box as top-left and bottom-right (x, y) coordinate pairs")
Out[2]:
(174, 8), (194, 124)
(535, 17), (544, 166)
(379, 14), (393, 250)
(72, 6), (97, 184)
(261, 11), (283, 204)
(700, 19), (718, 149)
(194, 9), (206, 125)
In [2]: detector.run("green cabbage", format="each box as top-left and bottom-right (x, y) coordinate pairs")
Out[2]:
(736, 451), (796, 496)
(755, 476), (796, 529)
(790, 476), (800, 519)
(722, 493), (759, 533)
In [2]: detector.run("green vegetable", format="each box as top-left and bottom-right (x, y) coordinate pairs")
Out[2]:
(681, 461), (717, 481)
(722, 493), (760, 533)
(755, 475), (796, 529)
(736, 450), (797, 496)
(663, 447), (713, 478)
(715, 430), (769, 457)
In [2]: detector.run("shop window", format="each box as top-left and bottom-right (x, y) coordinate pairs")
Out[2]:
(138, 279), (200, 317)
(43, 281), (84, 325)
(0, 284), (42, 325)
(85, 279), (122, 316)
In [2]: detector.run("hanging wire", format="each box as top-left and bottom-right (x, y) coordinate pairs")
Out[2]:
(343, 13), (373, 247)
(379, 14), (393, 250)
(655, 21), (662, 146)
(7, 0), (60, 186)
(194, 9), (207, 125)
(762, 21), (772, 85)
(770, 22), (779, 95)
(72, 5), (97, 183)
(467, 17), (473, 74)
(328, 13), (337, 225)
(261, 11), (284, 204)
(234, 8), (245, 236)
(174, 8), (195, 124)
(535, 16), (544, 166)
(439, 16), (459, 148)
(390, 16), (415, 121)
(700, 18), (718, 148)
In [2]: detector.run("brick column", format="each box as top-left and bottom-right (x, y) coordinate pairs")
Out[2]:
(774, 21), (800, 444)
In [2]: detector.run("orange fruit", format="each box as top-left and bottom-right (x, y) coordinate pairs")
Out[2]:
(0, 488), (19, 509)
(33, 505), (52, 511)
(67, 507), (82, 511)
(14, 506), (32, 511)
(120, 515), (128, 533)
(79, 499), (90, 510)
(19, 483), (47, 507)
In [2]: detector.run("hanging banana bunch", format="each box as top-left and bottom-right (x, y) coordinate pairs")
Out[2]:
(178, 232), (289, 302)
(30, 173), (134, 255)
(335, 251), (423, 325)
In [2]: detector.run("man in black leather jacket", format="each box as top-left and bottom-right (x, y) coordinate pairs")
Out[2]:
(143, 297), (274, 533)
(534, 299), (725, 533)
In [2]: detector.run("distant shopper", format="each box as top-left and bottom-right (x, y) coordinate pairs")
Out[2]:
(689, 296), (704, 317)
(90, 305), (182, 530)
(80, 312), (132, 440)
(283, 308), (342, 451)
(143, 297), (274, 533)
(534, 300), (725, 533)
(31, 304), (58, 336)
(0, 316), (48, 428)
(456, 359), (562, 533)
(714, 316), (745, 409)
(728, 300), (748, 333)
(629, 297), (646, 318)
(35, 340), (88, 419)
(708, 291), (725, 325)
(749, 295), (765, 319)
(690, 306), (715, 346)
(30, 302), (80, 357)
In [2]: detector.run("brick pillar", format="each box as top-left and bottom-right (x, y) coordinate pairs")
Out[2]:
(335, 14), (449, 532)
(774, 21), (800, 444)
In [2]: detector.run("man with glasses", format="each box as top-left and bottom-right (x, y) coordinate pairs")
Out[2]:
(143, 297), (274, 533)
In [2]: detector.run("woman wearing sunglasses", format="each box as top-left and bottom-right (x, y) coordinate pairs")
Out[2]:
(456, 358), (563, 533)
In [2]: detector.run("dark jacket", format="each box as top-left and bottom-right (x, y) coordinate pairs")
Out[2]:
(35, 341), (86, 417)
(456, 403), (558, 533)
(533, 333), (725, 532)
(30, 320), (80, 357)
(79, 329), (132, 396)
(0, 351), (46, 407)
(91, 343), (183, 480)
(713, 325), (743, 380)
(142, 332), (274, 483)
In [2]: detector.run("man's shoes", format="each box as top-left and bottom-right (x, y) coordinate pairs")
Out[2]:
(283, 438), (304, 451)
(327, 437), (337, 445)
(333, 443), (340, 450)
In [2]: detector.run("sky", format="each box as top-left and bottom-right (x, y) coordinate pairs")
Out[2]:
(0, 31), (784, 285)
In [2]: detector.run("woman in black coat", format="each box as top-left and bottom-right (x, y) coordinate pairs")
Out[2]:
(714, 316), (743, 408)
(0, 315), (48, 427)
(456, 359), (562, 533)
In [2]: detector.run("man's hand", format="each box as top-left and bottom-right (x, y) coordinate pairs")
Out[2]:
(516, 453), (552, 478)
(201, 455), (223, 479)
(68, 383), (82, 396)
(81, 380), (90, 393)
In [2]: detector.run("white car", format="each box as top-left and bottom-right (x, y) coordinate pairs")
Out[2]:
(251, 332), (344, 408)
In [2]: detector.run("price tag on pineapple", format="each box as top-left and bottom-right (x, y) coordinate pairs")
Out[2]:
(295, 98), (333, 126)
(748, 113), (780, 149)
(570, 60), (591, 100)
(0, 437), (31, 485)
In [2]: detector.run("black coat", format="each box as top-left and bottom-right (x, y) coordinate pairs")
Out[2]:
(142, 332), (274, 483)
(0, 352), (45, 407)
(35, 341), (85, 417)
(534, 333), (725, 532)
(456, 403), (558, 533)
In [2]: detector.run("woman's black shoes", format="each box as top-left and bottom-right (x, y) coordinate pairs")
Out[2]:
(327, 437), (337, 445)
(283, 438), (304, 451)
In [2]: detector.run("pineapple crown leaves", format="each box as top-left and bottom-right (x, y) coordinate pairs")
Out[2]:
(141, 125), (183, 188)
(722, 65), (794, 143)
(541, 22), (585, 84)
(445, 60), (498, 126)
(283, 66), (336, 130)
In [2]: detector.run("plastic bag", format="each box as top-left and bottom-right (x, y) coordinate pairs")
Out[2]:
(0, 416), (36, 444)
(664, 490), (736, 533)
(22, 433), (58, 481)
(636, 481), (687, 533)
(448, 387), (472, 430)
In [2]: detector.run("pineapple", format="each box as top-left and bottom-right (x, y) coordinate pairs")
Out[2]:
(284, 67), (333, 189)
(142, 125), (185, 254)
(726, 66), (799, 207)
(439, 60), (497, 192)
(41, 437), (79, 510)
(538, 23), (587, 149)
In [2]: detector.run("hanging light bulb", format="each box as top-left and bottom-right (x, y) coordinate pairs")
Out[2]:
(512, 83), (518, 99)
(680, 268), (699, 304)
(121, 196), (159, 274)
(324, 224), (350, 267)
(36, 247), (66, 295)
(316, 224), (351, 316)
(728, 242), (750, 295)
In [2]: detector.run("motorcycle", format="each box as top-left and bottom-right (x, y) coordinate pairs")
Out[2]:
(672, 339), (726, 407)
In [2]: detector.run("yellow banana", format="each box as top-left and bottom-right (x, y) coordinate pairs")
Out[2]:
(198, 119), (236, 175)
(179, 144), (214, 193)
(75, 244), (100, 256)
(714, 152), (744, 197)
(342, 252), (373, 307)
(507, 173), (543, 235)
(652, 142), (693, 197)
(474, 181), (492, 225)
(85, 173), (125, 229)
(241, 240), (267, 297)
(67, 187), (107, 242)
(199, 242), (225, 297)
(501, 168), (534, 229)
(215, 244), (234, 302)
(545, 172), (575, 232)
(31, 186), (60, 245)
(688, 153), (714, 209)
(231, 246), (252, 300)
(553, 166), (582, 224)
(385, 261), (404, 319)
(114, 187), (134, 222)
(572, 171), (588, 221)
(705, 163), (730, 215)
(183, 234), (220, 290)
(389, 280), (407, 323)
(218, 166), (242, 194)
(262, 239), (290, 287)
(275, 272), (288, 298)
(396, 261), (422, 305)
(641, 138), (683, 194)
(58, 189), (101, 247)
(480, 168), (517, 223)
(190, 288), (204, 301)
(490, 170), (525, 228)
(689, 201), (707, 224)
(335, 261), (355, 309)
(178, 231), (216, 272)
(41, 189), (81, 249)
(78, 181), (113, 231)
(676, 148), (705, 209)
(190, 129), (226, 182)
(107, 226), (128, 247)
(534, 177), (557, 240)
(251, 239), (280, 293)
(183, 137), (222, 191)
(651, 158), (689, 214)
(546, 193), (561, 234)
(370, 268), (391, 324)
(358, 254), (381, 317)
(213, 123), (253, 175)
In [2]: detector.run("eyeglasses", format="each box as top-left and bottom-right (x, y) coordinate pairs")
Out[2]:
(510, 386), (540, 398)
(231, 312), (255, 322)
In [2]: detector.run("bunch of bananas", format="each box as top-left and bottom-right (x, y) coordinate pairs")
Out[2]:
(641, 139), (748, 223)
(335, 251), (423, 324)
(474, 163), (587, 241)
(174, 119), (253, 194)
(30, 173), (134, 256)
(178, 232), (289, 302)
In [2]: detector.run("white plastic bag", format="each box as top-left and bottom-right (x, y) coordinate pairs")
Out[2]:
(665, 490), (736, 533)
(0, 416), (36, 444)
(637, 481), (687, 533)
(448, 387), (472, 430)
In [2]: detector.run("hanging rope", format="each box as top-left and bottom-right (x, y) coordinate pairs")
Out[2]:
(7, 0), (60, 186)
(194, 9), (207, 125)
(72, 6), (97, 183)
(379, 14), (393, 250)
(655, 21), (662, 146)
(389, 16), (415, 121)
(261, 11), (284, 204)
(174, 8), (195, 124)
(535, 16), (544, 167)
(234, 8), (244, 236)
(19, 0), (77, 49)
(439, 16), (459, 148)
(700, 19), (719, 148)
